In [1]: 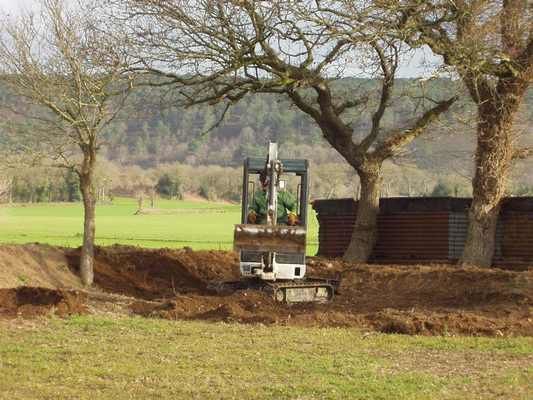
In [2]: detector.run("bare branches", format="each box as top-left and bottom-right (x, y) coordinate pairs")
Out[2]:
(120, 1), (352, 97)
(335, 94), (369, 115)
(360, 41), (399, 152)
(394, 0), (532, 84)
(119, 0), (456, 178)
(513, 147), (533, 161)
(286, 89), (321, 121)
(0, 0), (132, 167)
(374, 96), (458, 160)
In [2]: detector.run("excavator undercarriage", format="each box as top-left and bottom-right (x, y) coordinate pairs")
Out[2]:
(209, 277), (337, 304)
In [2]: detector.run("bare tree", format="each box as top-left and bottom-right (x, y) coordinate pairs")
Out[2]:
(391, 0), (532, 266)
(0, 0), (132, 285)
(117, 0), (456, 262)
(0, 175), (11, 202)
(0, 158), (9, 201)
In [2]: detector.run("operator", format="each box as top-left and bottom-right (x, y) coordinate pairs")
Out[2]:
(248, 171), (299, 226)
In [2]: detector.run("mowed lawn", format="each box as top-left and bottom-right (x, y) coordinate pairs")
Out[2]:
(0, 316), (531, 400)
(0, 198), (319, 254)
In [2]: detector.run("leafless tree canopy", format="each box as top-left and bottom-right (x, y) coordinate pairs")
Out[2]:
(115, 0), (456, 262)
(0, 0), (132, 169)
(386, 0), (532, 147)
(0, 0), (134, 285)
(118, 0), (455, 162)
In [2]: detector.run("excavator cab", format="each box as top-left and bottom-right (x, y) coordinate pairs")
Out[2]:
(241, 158), (309, 226)
(234, 143), (309, 281)
(233, 143), (335, 303)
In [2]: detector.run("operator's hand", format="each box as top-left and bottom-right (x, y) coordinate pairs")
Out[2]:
(248, 211), (257, 224)
(287, 212), (299, 226)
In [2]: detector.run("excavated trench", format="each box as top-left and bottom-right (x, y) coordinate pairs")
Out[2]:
(0, 244), (531, 336)
(0, 286), (87, 318)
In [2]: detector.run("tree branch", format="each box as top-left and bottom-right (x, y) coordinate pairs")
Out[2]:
(374, 96), (458, 160)
(513, 147), (533, 160)
(359, 41), (398, 151)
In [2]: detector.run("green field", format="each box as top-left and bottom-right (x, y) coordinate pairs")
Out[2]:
(2, 199), (532, 400)
(0, 198), (319, 254)
(0, 316), (531, 400)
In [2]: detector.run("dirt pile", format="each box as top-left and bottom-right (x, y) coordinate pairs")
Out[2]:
(363, 308), (529, 336)
(335, 262), (532, 335)
(123, 254), (532, 336)
(339, 264), (532, 310)
(82, 246), (239, 299)
(0, 287), (88, 318)
(0, 244), (531, 336)
(0, 244), (82, 289)
(130, 291), (282, 324)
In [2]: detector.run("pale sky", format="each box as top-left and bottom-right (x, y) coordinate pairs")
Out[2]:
(0, 0), (443, 78)
(0, 0), (38, 15)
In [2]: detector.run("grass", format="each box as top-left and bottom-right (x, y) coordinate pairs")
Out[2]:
(0, 315), (531, 399)
(1, 199), (531, 399)
(0, 197), (320, 254)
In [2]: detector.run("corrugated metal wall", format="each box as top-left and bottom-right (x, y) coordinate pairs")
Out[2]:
(313, 197), (533, 266)
(448, 212), (468, 259)
(373, 212), (450, 263)
(313, 199), (356, 258)
(498, 213), (533, 263)
(315, 214), (356, 258)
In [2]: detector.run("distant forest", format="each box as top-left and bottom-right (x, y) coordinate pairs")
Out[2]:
(1, 78), (532, 202)
(99, 78), (532, 171)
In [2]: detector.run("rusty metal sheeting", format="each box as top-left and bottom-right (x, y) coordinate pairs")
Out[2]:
(234, 224), (306, 253)
(313, 197), (533, 215)
(373, 213), (450, 262)
(313, 197), (472, 215)
(499, 214), (533, 260)
(313, 197), (533, 267)
(314, 214), (355, 258)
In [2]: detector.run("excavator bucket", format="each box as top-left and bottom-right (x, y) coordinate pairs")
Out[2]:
(234, 224), (306, 253)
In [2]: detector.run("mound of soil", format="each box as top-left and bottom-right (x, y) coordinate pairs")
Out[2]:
(0, 287), (87, 318)
(130, 291), (280, 324)
(0, 244), (531, 336)
(68, 246), (239, 300)
(0, 244), (82, 289)
(339, 264), (532, 310)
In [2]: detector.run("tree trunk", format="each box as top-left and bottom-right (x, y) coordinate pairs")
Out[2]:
(137, 192), (144, 213)
(343, 163), (382, 262)
(460, 102), (514, 267)
(459, 67), (531, 266)
(461, 202), (502, 267)
(79, 154), (96, 286)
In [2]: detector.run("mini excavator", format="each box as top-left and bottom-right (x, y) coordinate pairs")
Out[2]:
(233, 142), (335, 303)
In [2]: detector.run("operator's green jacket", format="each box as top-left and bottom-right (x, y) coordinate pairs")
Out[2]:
(250, 189), (297, 224)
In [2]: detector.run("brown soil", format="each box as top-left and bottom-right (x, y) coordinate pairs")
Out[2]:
(0, 244), (532, 336)
(0, 286), (88, 318)
(0, 244), (82, 289)
(70, 245), (240, 300)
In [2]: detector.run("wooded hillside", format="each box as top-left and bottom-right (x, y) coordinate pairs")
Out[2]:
(1, 78), (532, 202)
(91, 78), (530, 170)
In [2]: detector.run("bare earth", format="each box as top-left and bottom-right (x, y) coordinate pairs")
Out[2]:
(0, 244), (531, 336)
